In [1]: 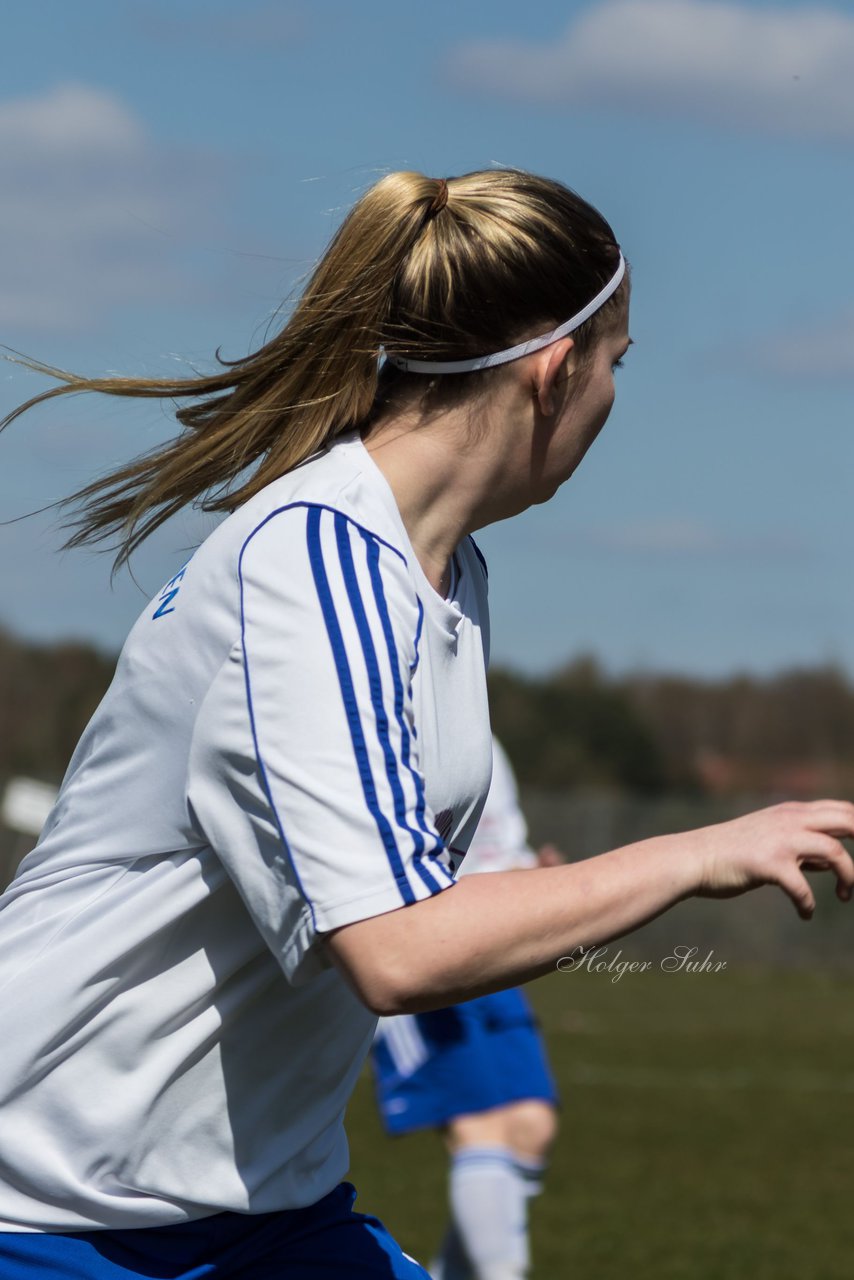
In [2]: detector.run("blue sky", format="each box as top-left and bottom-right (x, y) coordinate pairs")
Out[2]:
(0, 0), (852, 677)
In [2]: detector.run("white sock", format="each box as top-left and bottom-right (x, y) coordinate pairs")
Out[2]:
(512, 1152), (548, 1200)
(444, 1145), (530, 1280)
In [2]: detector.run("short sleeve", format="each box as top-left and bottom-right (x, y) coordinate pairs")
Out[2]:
(187, 503), (456, 981)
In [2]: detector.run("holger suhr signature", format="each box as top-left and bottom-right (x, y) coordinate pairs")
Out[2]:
(556, 944), (727, 983)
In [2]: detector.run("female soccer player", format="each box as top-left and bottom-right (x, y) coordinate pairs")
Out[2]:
(372, 737), (560, 1280)
(0, 169), (852, 1279)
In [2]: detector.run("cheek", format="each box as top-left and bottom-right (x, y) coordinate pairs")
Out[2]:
(587, 377), (616, 435)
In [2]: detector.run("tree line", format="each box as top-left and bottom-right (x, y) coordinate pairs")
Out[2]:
(3, 629), (854, 797)
(0, 630), (117, 783)
(483, 657), (854, 797)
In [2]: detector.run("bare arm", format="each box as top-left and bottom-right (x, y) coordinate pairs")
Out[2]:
(325, 801), (854, 1015)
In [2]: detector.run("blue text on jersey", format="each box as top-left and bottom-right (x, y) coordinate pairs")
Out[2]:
(152, 563), (189, 620)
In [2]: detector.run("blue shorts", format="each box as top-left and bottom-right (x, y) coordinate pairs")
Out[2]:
(371, 988), (558, 1136)
(0, 1183), (428, 1278)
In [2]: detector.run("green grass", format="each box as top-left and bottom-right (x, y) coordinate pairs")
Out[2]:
(346, 968), (854, 1279)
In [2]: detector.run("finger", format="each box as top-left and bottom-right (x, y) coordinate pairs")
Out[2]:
(797, 834), (854, 901)
(801, 802), (854, 840)
(798, 834), (854, 885)
(775, 865), (816, 920)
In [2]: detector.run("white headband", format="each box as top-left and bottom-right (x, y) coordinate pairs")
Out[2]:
(385, 252), (625, 375)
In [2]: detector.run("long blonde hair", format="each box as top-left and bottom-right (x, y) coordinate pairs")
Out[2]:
(3, 168), (623, 568)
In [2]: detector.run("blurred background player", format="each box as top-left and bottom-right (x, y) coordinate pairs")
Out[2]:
(372, 738), (563, 1280)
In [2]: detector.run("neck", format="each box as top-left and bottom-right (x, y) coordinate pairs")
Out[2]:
(362, 406), (519, 595)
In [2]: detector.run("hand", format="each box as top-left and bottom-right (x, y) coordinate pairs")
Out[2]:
(692, 800), (854, 920)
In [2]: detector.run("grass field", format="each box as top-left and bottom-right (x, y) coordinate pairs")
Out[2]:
(347, 967), (854, 1279)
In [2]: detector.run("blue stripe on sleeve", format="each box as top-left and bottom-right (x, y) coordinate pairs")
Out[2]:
(237, 501), (429, 922)
(361, 530), (453, 894)
(307, 506), (416, 905)
(334, 513), (448, 897)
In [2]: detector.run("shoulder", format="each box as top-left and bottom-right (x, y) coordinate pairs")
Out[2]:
(237, 510), (422, 674)
(184, 435), (410, 596)
(233, 433), (411, 569)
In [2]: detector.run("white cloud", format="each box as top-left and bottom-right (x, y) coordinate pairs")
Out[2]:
(751, 312), (854, 377)
(445, 0), (854, 141)
(0, 84), (220, 333)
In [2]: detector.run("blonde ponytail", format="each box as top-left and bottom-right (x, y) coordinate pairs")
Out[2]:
(2, 172), (441, 567)
(2, 168), (622, 568)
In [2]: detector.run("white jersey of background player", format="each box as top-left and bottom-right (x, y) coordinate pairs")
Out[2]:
(458, 737), (537, 877)
(372, 738), (559, 1280)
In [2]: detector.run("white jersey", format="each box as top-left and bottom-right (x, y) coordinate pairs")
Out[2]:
(458, 737), (537, 876)
(0, 430), (492, 1232)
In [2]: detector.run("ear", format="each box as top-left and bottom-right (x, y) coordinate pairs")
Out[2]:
(531, 337), (576, 416)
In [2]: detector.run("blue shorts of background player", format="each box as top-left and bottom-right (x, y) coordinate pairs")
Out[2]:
(373, 988), (558, 1135)
(371, 988), (559, 1280)
(0, 1183), (429, 1279)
